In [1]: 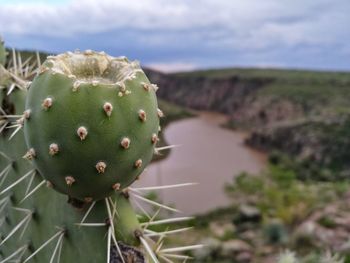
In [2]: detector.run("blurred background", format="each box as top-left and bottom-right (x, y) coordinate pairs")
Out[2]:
(1, 0), (350, 262)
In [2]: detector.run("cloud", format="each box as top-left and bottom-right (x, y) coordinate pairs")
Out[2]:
(1, 0), (347, 43)
(0, 0), (191, 36)
(0, 0), (349, 71)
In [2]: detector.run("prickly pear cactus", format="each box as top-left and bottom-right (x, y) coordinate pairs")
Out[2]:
(1, 57), (142, 263)
(23, 51), (160, 201)
(0, 48), (200, 263)
(0, 37), (6, 66)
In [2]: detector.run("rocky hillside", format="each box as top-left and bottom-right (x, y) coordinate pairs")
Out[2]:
(146, 68), (350, 177)
(145, 68), (273, 116)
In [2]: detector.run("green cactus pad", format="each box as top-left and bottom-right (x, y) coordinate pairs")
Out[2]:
(0, 88), (143, 262)
(0, 37), (6, 66)
(24, 51), (160, 201)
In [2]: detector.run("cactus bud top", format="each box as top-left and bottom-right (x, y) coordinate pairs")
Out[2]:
(24, 51), (160, 200)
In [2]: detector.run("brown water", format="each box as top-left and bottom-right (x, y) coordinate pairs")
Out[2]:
(134, 112), (267, 215)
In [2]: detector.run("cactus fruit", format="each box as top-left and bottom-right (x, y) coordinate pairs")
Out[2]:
(0, 37), (6, 66)
(23, 51), (160, 201)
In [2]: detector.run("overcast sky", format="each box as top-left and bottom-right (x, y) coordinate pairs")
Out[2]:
(0, 0), (349, 72)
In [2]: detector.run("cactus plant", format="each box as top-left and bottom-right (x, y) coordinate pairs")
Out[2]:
(0, 47), (201, 262)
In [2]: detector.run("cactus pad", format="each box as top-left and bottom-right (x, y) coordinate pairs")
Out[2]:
(23, 51), (160, 201)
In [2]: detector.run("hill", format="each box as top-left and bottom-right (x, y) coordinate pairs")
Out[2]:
(146, 67), (350, 180)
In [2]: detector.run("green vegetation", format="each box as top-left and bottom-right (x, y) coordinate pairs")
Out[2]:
(179, 160), (350, 262)
(225, 164), (348, 225)
(175, 67), (350, 83)
(277, 251), (345, 263)
(266, 118), (350, 179)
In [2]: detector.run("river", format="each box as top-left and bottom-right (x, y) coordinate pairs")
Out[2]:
(134, 112), (267, 215)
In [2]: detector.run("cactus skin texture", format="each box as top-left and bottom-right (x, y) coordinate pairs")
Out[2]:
(0, 37), (6, 65)
(24, 51), (160, 201)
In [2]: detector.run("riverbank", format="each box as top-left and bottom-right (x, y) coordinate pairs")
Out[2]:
(147, 67), (350, 179)
(152, 99), (194, 162)
(136, 112), (267, 215)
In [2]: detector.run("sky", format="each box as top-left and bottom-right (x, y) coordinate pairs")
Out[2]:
(0, 0), (349, 72)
